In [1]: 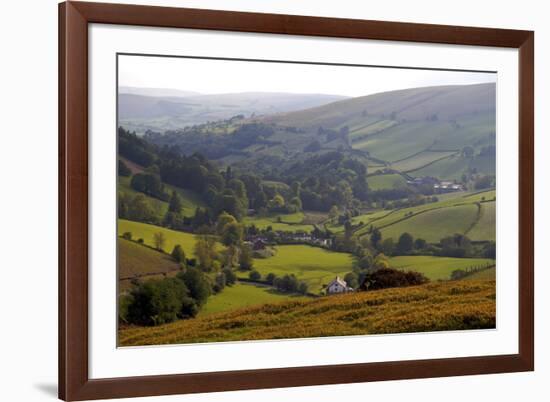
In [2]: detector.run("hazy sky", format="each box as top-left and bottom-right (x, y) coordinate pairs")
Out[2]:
(118, 55), (496, 98)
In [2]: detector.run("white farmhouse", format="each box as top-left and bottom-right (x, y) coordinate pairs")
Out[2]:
(326, 276), (353, 294)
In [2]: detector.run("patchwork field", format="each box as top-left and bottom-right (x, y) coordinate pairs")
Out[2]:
(201, 282), (301, 317)
(118, 219), (200, 256)
(389, 255), (495, 281)
(119, 279), (496, 346)
(239, 245), (354, 294)
(352, 189), (496, 242)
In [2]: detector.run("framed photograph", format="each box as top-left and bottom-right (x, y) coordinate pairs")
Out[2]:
(59, 1), (534, 400)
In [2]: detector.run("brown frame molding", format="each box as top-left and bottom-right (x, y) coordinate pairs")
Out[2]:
(59, 1), (534, 400)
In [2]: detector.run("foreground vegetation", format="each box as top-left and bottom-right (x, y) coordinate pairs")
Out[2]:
(119, 279), (496, 346)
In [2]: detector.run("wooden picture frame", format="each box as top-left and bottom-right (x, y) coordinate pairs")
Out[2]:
(59, 1), (534, 400)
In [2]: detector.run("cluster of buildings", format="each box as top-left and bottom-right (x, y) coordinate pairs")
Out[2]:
(407, 176), (464, 193)
(245, 233), (332, 250)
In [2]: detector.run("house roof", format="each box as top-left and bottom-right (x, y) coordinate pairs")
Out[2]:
(328, 276), (347, 288)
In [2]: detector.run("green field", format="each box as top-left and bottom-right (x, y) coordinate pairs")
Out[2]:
(389, 255), (495, 281)
(467, 201), (496, 241)
(118, 238), (181, 292)
(243, 212), (314, 232)
(118, 219), (200, 256)
(352, 189), (495, 242)
(367, 174), (407, 190)
(118, 176), (205, 218)
(238, 244), (354, 294)
(201, 282), (301, 316)
(381, 204), (479, 243)
(391, 151), (457, 172)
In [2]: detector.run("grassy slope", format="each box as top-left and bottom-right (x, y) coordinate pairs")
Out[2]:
(119, 279), (496, 346)
(352, 189), (496, 242)
(368, 174), (407, 190)
(118, 219), (199, 256)
(239, 245), (353, 294)
(389, 255), (495, 281)
(381, 204), (479, 243)
(201, 282), (301, 316)
(467, 201), (496, 241)
(118, 238), (181, 292)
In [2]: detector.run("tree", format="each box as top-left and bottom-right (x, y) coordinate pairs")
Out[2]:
(213, 272), (226, 293)
(298, 282), (309, 295)
(168, 190), (183, 214)
(216, 212), (237, 234)
(440, 234), (472, 258)
(380, 238), (395, 256)
(222, 268), (237, 285)
(344, 272), (359, 289)
(268, 194), (285, 211)
(171, 244), (186, 264)
(177, 267), (210, 307)
(396, 232), (414, 254)
(373, 253), (390, 270)
(221, 222), (244, 248)
(414, 238), (427, 250)
(118, 159), (132, 176)
(370, 228), (382, 249)
(127, 277), (191, 326)
(359, 268), (428, 291)
(355, 253), (373, 270)
(153, 232), (166, 251)
(328, 205), (339, 221)
(265, 272), (277, 285)
(249, 270), (261, 281)
(131, 173), (164, 199)
(483, 241), (496, 259)
(193, 235), (217, 271)
(238, 243), (254, 270)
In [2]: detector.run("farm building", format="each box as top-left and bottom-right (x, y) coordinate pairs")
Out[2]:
(434, 181), (464, 193)
(326, 276), (354, 294)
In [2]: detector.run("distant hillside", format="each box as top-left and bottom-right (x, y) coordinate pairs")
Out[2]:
(119, 279), (496, 346)
(266, 83), (495, 129)
(142, 83), (496, 180)
(118, 91), (349, 133)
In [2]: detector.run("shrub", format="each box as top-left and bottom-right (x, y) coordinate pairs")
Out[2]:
(265, 272), (277, 285)
(171, 244), (186, 264)
(222, 268), (237, 285)
(359, 268), (428, 291)
(177, 267), (211, 307)
(118, 159), (132, 176)
(121, 231), (132, 241)
(249, 270), (261, 281)
(127, 277), (190, 326)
